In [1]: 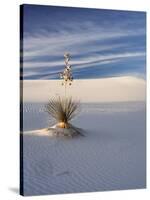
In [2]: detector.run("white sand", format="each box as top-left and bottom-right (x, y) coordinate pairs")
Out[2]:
(22, 102), (146, 196)
(22, 77), (146, 195)
(22, 77), (146, 103)
(23, 128), (54, 137)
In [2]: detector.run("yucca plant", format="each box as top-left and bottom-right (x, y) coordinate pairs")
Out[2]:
(45, 96), (82, 136)
(45, 53), (83, 137)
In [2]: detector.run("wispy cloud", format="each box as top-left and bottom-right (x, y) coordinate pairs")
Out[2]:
(24, 51), (145, 68)
(22, 5), (146, 79)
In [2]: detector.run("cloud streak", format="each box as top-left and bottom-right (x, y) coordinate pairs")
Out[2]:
(21, 5), (146, 79)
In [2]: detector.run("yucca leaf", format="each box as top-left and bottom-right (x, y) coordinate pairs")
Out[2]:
(45, 96), (80, 123)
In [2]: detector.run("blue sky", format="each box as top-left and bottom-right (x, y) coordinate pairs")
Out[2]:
(21, 4), (146, 80)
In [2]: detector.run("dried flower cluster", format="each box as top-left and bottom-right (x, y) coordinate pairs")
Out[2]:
(60, 53), (73, 86)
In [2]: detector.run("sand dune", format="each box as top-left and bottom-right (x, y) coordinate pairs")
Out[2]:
(22, 76), (146, 103)
(21, 77), (146, 195)
(22, 102), (146, 195)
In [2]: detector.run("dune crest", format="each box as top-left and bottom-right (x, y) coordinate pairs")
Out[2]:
(22, 76), (146, 103)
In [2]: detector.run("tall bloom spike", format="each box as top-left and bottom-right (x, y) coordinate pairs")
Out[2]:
(60, 53), (73, 86)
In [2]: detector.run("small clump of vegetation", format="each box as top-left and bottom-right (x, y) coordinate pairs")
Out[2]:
(45, 96), (83, 137)
(46, 96), (79, 128)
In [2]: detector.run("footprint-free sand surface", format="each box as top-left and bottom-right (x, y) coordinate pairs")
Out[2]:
(22, 101), (146, 196)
